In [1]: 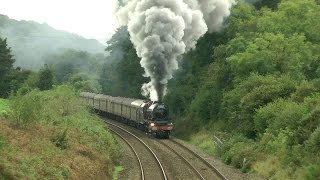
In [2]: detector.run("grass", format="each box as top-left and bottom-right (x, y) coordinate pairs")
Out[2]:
(0, 86), (120, 179)
(189, 130), (216, 156)
(0, 99), (10, 117)
(112, 166), (124, 180)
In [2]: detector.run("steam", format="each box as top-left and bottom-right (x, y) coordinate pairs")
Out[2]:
(117, 0), (234, 101)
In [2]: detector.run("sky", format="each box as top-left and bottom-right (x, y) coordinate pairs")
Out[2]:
(0, 0), (120, 43)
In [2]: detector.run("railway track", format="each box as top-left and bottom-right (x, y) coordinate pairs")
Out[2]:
(105, 120), (168, 180)
(104, 118), (229, 180)
(160, 139), (228, 180)
(156, 139), (206, 180)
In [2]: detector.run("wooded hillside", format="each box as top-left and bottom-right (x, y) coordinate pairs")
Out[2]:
(102, 0), (320, 179)
(0, 14), (105, 69)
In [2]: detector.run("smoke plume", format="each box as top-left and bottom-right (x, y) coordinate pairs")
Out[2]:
(117, 0), (234, 101)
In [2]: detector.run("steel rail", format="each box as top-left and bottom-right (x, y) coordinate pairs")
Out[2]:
(157, 140), (205, 180)
(106, 120), (168, 180)
(170, 138), (228, 180)
(108, 128), (145, 180)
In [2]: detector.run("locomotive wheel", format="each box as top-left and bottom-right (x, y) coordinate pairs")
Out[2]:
(164, 133), (169, 139)
(154, 132), (159, 138)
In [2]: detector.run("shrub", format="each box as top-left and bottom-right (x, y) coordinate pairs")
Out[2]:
(52, 128), (69, 150)
(305, 126), (320, 153)
(217, 135), (257, 172)
(0, 135), (6, 150)
(220, 74), (296, 137)
(189, 131), (216, 156)
(0, 99), (10, 118)
(9, 90), (43, 128)
(189, 88), (222, 123)
(297, 164), (320, 180)
(254, 99), (307, 137)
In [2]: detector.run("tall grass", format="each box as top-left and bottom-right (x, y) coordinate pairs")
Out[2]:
(0, 85), (119, 179)
(0, 99), (10, 118)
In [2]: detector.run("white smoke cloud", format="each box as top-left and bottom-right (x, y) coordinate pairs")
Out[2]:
(199, 0), (234, 32)
(117, 0), (234, 101)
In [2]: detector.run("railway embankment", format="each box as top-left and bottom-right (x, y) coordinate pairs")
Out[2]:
(0, 86), (119, 179)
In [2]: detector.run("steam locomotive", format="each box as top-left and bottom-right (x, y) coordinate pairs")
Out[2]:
(80, 92), (173, 138)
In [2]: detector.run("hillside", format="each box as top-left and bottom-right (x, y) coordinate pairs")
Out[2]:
(0, 14), (105, 69)
(0, 87), (119, 179)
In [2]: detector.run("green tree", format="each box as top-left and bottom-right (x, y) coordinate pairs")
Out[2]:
(100, 27), (147, 98)
(9, 67), (32, 94)
(37, 65), (53, 90)
(254, 0), (280, 9)
(257, 0), (320, 43)
(227, 33), (315, 81)
(219, 74), (296, 138)
(67, 73), (101, 93)
(0, 37), (15, 98)
(45, 49), (105, 85)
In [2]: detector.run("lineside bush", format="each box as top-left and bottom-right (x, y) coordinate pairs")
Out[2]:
(0, 86), (119, 179)
(0, 99), (10, 118)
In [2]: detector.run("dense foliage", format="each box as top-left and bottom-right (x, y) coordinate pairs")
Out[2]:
(0, 37), (14, 97)
(166, 0), (320, 178)
(36, 65), (54, 91)
(0, 37), (31, 98)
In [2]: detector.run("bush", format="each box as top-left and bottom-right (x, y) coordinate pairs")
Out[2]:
(254, 99), (307, 137)
(0, 135), (6, 150)
(0, 99), (10, 118)
(220, 74), (296, 137)
(8, 85), (119, 155)
(189, 88), (222, 122)
(52, 128), (68, 150)
(217, 135), (257, 172)
(297, 164), (320, 180)
(9, 90), (43, 128)
(189, 131), (216, 156)
(305, 126), (320, 153)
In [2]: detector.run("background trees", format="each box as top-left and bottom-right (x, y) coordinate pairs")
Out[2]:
(36, 65), (53, 91)
(0, 14), (104, 69)
(45, 49), (104, 93)
(0, 37), (14, 98)
(99, 27), (148, 98)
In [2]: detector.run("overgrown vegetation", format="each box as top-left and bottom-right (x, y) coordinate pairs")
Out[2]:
(0, 99), (10, 117)
(0, 86), (119, 179)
